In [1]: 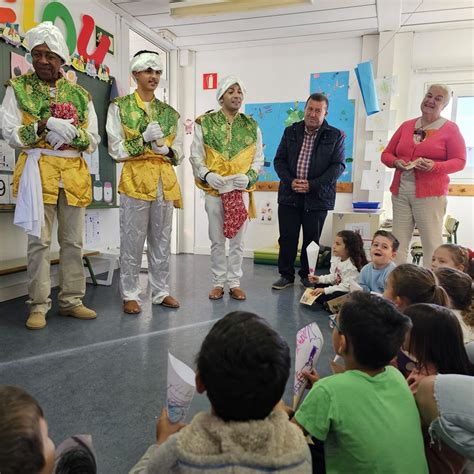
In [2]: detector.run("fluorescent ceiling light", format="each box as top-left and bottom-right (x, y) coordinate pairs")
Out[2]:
(170, 0), (313, 17)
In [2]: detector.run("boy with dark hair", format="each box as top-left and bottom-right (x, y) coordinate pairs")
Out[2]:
(358, 230), (399, 294)
(294, 292), (428, 474)
(130, 311), (311, 473)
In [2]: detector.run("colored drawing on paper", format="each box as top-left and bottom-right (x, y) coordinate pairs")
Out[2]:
(245, 101), (305, 182)
(310, 71), (355, 182)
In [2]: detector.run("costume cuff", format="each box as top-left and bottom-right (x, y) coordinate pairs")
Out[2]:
(19, 123), (39, 146)
(123, 135), (145, 156)
(70, 127), (91, 151)
(246, 169), (258, 188)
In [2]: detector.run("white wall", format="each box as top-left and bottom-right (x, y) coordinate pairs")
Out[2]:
(191, 38), (362, 253)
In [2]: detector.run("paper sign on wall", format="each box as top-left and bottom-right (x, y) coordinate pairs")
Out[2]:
(167, 353), (196, 423)
(0, 140), (15, 171)
(293, 322), (324, 410)
(85, 211), (100, 246)
(364, 139), (388, 162)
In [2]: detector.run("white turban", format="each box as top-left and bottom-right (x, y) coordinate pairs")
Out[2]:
(130, 52), (164, 73)
(216, 75), (246, 102)
(25, 21), (69, 64)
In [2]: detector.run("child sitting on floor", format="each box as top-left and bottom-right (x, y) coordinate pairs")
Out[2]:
(129, 311), (312, 473)
(358, 230), (398, 294)
(293, 292), (428, 474)
(0, 385), (56, 474)
(435, 267), (473, 343)
(308, 230), (367, 309)
(404, 303), (473, 473)
(431, 243), (474, 278)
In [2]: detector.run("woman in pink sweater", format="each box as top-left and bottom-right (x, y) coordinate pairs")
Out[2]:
(382, 84), (466, 266)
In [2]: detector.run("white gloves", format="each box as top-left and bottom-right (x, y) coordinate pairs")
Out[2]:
(46, 117), (78, 142)
(206, 172), (225, 190)
(142, 122), (164, 143)
(46, 131), (65, 150)
(233, 174), (249, 190)
(151, 143), (170, 156)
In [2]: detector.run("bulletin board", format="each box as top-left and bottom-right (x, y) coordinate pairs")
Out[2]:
(0, 39), (117, 211)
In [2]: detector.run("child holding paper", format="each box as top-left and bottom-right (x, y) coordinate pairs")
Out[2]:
(293, 292), (428, 474)
(129, 311), (311, 473)
(358, 230), (398, 294)
(307, 230), (367, 308)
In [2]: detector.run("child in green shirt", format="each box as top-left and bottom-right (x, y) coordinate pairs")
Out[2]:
(294, 292), (429, 474)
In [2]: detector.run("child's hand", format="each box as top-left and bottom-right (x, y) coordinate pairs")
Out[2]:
(302, 368), (321, 388)
(310, 287), (325, 297)
(156, 408), (186, 445)
(308, 274), (319, 283)
(407, 369), (427, 395)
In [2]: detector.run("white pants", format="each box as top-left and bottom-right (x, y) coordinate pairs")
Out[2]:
(392, 193), (446, 267)
(119, 184), (174, 304)
(205, 193), (248, 289)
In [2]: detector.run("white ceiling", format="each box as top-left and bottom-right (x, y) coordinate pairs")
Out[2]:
(107, 0), (474, 51)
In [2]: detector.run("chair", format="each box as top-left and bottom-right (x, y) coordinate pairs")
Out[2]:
(410, 215), (459, 265)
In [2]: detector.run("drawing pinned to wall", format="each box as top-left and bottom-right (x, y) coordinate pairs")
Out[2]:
(365, 108), (396, 131)
(258, 200), (274, 224)
(245, 101), (305, 182)
(364, 138), (388, 161)
(167, 352), (196, 423)
(293, 322), (324, 410)
(310, 71), (355, 182)
(10, 50), (32, 77)
(85, 211), (101, 246)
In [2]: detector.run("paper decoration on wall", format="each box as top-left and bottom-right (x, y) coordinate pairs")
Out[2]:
(0, 174), (11, 204)
(85, 211), (101, 246)
(2, 23), (21, 46)
(184, 119), (194, 134)
(63, 69), (77, 84)
(167, 352), (196, 423)
(83, 149), (99, 176)
(11, 51), (33, 77)
(76, 15), (110, 67)
(293, 322), (324, 410)
(364, 138), (388, 161)
(365, 108), (396, 131)
(258, 200), (274, 224)
(41, 1), (77, 54)
(310, 70), (355, 182)
(361, 169), (392, 192)
(0, 140), (16, 172)
(354, 61), (380, 116)
(0, 8), (16, 24)
(95, 26), (114, 55)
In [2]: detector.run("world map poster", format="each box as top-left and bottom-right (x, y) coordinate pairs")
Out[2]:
(245, 70), (355, 183)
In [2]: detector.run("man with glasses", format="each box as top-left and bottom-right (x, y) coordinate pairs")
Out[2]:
(1, 21), (100, 329)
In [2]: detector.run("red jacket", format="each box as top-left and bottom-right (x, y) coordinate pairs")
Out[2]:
(381, 118), (466, 198)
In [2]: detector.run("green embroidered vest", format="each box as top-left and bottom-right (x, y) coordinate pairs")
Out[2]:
(199, 110), (257, 160)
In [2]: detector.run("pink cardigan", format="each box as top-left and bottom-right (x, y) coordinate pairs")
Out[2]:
(381, 118), (466, 198)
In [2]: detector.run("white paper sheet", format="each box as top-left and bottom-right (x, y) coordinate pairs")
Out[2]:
(306, 241), (320, 275)
(0, 174), (10, 204)
(0, 140), (15, 171)
(84, 211), (101, 246)
(293, 322), (324, 410)
(364, 139), (388, 162)
(83, 149), (99, 175)
(167, 352), (196, 423)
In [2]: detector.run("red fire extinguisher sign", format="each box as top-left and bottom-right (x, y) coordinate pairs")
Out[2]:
(203, 73), (217, 90)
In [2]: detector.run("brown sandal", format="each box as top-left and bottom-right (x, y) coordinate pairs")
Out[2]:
(209, 287), (224, 300)
(123, 300), (141, 314)
(229, 287), (246, 300)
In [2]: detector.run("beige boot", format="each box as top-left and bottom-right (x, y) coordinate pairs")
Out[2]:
(26, 312), (47, 330)
(59, 305), (97, 320)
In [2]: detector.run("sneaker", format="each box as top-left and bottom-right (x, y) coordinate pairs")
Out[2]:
(300, 277), (314, 288)
(26, 312), (46, 330)
(272, 277), (294, 290)
(59, 305), (97, 320)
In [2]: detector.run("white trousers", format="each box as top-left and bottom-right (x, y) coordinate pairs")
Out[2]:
(119, 184), (174, 304)
(205, 193), (248, 289)
(392, 193), (447, 267)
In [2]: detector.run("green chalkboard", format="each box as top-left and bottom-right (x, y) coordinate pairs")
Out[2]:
(0, 39), (117, 210)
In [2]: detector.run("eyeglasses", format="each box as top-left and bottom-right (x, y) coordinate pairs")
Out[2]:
(413, 128), (426, 142)
(329, 314), (342, 332)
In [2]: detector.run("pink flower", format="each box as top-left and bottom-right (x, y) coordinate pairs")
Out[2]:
(50, 102), (79, 149)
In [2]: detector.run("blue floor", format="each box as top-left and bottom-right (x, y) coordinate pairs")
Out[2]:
(0, 254), (335, 473)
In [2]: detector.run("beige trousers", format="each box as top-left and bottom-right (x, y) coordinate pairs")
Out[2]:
(27, 189), (86, 313)
(392, 193), (447, 267)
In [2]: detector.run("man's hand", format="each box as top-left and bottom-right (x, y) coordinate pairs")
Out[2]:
(156, 408), (186, 445)
(142, 122), (164, 143)
(206, 172), (225, 190)
(415, 157), (434, 172)
(292, 179), (309, 193)
(46, 117), (78, 142)
(151, 143), (170, 156)
(233, 174), (249, 190)
(302, 368), (321, 388)
(46, 131), (66, 150)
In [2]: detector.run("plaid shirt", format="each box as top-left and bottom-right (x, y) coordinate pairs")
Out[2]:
(296, 128), (318, 179)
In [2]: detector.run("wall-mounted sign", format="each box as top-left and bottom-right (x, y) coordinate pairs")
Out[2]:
(203, 73), (217, 90)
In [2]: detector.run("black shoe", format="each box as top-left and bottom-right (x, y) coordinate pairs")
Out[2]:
(272, 277), (294, 290)
(300, 277), (314, 288)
